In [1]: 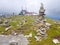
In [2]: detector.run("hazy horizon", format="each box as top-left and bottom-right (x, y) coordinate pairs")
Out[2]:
(0, 0), (60, 17)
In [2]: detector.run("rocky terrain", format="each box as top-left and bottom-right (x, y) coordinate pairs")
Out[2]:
(0, 3), (60, 45)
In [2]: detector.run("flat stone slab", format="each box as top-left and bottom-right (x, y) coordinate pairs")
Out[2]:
(0, 34), (29, 45)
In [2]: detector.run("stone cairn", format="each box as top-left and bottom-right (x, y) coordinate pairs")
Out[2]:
(35, 3), (47, 41)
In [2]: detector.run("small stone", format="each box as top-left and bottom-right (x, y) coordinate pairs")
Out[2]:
(5, 26), (12, 31)
(35, 36), (41, 41)
(53, 39), (60, 44)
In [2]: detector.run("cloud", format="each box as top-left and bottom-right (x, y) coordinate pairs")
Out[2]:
(0, 0), (60, 16)
(44, 0), (60, 16)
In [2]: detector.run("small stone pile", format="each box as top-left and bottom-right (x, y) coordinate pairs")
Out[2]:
(3, 20), (10, 27)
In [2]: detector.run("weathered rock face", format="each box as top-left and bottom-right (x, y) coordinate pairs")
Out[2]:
(0, 34), (29, 45)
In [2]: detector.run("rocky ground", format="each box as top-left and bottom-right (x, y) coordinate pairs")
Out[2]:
(0, 15), (60, 45)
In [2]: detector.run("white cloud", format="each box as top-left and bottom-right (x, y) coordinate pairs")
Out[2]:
(0, 0), (60, 16)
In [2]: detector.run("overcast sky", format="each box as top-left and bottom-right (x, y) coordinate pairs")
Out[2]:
(0, 0), (60, 16)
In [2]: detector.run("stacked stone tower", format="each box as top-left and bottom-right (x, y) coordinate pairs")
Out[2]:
(39, 3), (45, 18)
(35, 3), (47, 41)
(36, 3), (46, 27)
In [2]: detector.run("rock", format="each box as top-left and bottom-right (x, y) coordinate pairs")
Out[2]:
(29, 33), (32, 37)
(37, 32), (41, 36)
(5, 26), (12, 31)
(24, 33), (32, 38)
(40, 30), (46, 35)
(24, 35), (30, 38)
(35, 36), (41, 41)
(36, 29), (41, 32)
(11, 30), (17, 35)
(45, 23), (51, 27)
(14, 33), (17, 35)
(4, 20), (9, 24)
(52, 39), (60, 44)
(3, 20), (10, 27)
(3, 24), (10, 27)
(19, 22), (23, 26)
(0, 34), (29, 45)
(44, 23), (51, 29)
(35, 36), (39, 41)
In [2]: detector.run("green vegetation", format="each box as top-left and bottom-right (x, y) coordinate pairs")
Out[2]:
(0, 15), (60, 45)
(28, 18), (60, 45)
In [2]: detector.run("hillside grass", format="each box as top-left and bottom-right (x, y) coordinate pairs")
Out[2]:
(0, 15), (60, 45)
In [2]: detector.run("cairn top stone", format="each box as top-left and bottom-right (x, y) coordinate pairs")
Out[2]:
(39, 3), (45, 13)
